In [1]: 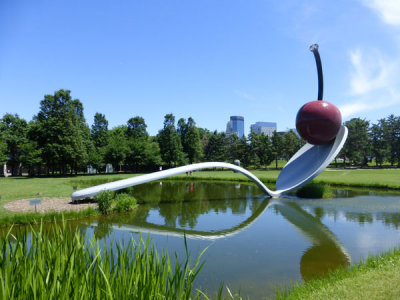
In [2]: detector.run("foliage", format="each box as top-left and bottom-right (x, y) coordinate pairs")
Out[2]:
(178, 117), (203, 163)
(127, 116), (148, 140)
(32, 89), (91, 175)
(0, 221), (208, 299)
(0, 113), (28, 175)
(113, 193), (137, 212)
(295, 182), (332, 199)
(271, 131), (284, 169)
(96, 190), (114, 214)
(204, 131), (228, 162)
(104, 126), (129, 171)
(91, 112), (109, 148)
(282, 130), (303, 160)
(157, 114), (187, 167)
(341, 118), (370, 166)
(125, 117), (162, 172)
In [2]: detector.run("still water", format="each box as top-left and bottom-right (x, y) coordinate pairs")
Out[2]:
(11, 182), (400, 298)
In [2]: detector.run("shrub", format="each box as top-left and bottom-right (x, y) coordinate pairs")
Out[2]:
(114, 193), (137, 212)
(96, 190), (114, 214)
(296, 182), (333, 199)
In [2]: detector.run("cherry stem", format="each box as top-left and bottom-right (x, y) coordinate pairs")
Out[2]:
(310, 44), (323, 100)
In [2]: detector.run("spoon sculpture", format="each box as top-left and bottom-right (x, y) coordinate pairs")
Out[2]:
(72, 44), (347, 201)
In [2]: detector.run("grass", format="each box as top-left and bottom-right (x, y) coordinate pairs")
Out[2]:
(277, 246), (400, 300)
(0, 208), (99, 227)
(0, 220), (208, 299)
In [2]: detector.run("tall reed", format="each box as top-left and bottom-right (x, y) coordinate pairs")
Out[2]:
(0, 220), (206, 299)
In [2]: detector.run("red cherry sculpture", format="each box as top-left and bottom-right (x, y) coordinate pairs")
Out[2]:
(296, 100), (342, 145)
(296, 44), (342, 145)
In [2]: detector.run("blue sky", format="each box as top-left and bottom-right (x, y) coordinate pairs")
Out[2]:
(1, 0), (399, 136)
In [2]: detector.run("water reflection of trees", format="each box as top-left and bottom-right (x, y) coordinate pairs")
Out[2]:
(128, 182), (263, 229)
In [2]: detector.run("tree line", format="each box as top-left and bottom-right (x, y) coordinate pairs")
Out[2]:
(1, 89), (399, 176)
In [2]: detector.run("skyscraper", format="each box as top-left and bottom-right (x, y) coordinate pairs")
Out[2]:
(250, 122), (277, 137)
(226, 116), (244, 138)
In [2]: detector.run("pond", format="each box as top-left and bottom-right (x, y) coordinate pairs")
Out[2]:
(6, 181), (400, 298)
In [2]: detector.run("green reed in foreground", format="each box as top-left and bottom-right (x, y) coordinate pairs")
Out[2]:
(0, 220), (207, 299)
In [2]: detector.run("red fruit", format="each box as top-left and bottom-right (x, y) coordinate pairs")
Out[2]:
(296, 100), (342, 145)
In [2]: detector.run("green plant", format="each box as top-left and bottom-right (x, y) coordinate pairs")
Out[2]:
(296, 182), (332, 199)
(96, 190), (114, 214)
(0, 220), (208, 299)
(113, 193), (137, 212)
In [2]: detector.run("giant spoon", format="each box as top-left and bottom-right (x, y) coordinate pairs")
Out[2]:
(72, 45), (347, 201)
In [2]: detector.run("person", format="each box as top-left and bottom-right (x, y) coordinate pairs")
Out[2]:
(190, 170), (192, 176)
(159, 166), (162, 171)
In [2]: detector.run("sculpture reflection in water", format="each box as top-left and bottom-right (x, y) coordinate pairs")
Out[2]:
(90, 182), (350, 281)
(274, 201), (350, 280)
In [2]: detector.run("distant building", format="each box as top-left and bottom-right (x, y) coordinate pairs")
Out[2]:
(226, 116), (245, 138)
(250, 122), (277, 137)
(278, 128), (300, 137)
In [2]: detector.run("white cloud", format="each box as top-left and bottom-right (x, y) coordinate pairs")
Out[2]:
(362, 0), (400, 26)
(349, 49), (390, 95)
(340, 48), (400, 118)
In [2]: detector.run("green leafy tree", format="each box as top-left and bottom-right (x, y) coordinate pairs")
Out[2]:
(236, 136), (250, 167)
(127, 116), (148, 140)
(91, 113), (109, 148)
(33, 89), (89, 175)
(282, 130), (302, 161)
(271, 131), (283, 169)
(370, 119), (387, 167)
(0, 122), (8, 176)
(382, 114), (400, 166)
(248, 131), (273, 168)
(342, 118), (370, 166)
(90, 113), (109, 172)
(157, 114), (186, 167)
(18, 121), (42, 176)
(0, 113), (28, 175)
(105, 126), (129, 171)
(204, 131), (228, 162)
(178, 117), (202, 164)
(125, 117), (161, 172)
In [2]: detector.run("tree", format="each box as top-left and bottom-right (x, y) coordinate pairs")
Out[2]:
(342, 118), (370, 166)
(271, 131), (283, 169)
(0, 122), (8, 176)
(127, 116), (148, 140)
(91, 113), (109, 148)
(18, 121), (42, 176)
(282, 130), (302, 161)
(370, 119), (387, 167)
(105, 126), (129, 171)
(125, 117), (162, 172)
(178, 117), (202, 164)
(382, 115), (400, 166)
(204, 131), (228, 162)
(33, 89), (89, 174)
(157, 114), (186, 167)
(0, 113), (28, 176)
(248, 131), (273, 168)
(89, 113), (109, 172)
